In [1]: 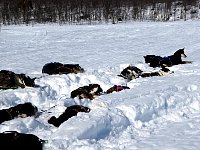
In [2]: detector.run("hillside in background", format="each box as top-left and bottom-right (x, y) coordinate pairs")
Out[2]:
(0, 0), (200, 25)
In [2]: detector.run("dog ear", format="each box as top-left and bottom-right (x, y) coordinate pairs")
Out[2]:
(179, 47), (185, 51)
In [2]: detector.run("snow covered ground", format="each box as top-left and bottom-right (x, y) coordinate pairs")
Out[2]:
(0, 21), (200, 149)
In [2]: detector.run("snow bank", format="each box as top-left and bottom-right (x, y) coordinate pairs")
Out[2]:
(0, 21), (200, 149)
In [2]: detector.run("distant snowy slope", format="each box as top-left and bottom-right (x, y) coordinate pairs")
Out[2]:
(0, 21), (200, 149)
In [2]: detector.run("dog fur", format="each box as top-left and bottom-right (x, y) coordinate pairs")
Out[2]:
(42, 62), (85, 75)
(140, 66), (174, 77)
(118, 65), (174, 80)
(106, 85), (130, 94)
(48, 105), (90, 127)
(71, 84), (103, 100)
(0, 102), (38, 124)
(0, 70), (35, 89)
(0, 131), (45, 150)
(144, 48), (192, 67)
(118, 65), (143, 80)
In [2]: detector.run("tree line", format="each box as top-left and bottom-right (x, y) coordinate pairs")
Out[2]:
(0, 0), (199, 25)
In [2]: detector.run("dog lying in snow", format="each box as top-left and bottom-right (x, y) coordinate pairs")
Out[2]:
(48, 105), (90, 127)
(106, 85), (130, 94)
(42, 62), (85, 75)
(71, 84), (103, 100)
(118, 65), (174, 80)
(140, 66), (174, 78)
(144, 48), (192, 68)
(118, 65), (143, 80)
(0, 131), (46, 150)
(0, 102), (38, 124)
(0, 70), (36, 89)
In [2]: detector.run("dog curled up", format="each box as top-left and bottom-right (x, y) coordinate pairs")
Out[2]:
(118, 65), (143, 80)
(0, 70), (35, 90)
(144, 48), (192, 68)
(48, 105), (91, 127)
(118, 65), (174, 80)
(71, 84), (103, 100)
(42, 62), (85, 75)
(0, 102), (38, 124)
(106, 85), (130, 94)
(0, 131), (46, 150)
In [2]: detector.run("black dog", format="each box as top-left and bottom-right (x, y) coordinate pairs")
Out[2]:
(48, 105), (90, 127)
(144, 48), (192, 67)
(0, 70), (35, 89)
(118, 65), (174, 80)
(0, 102), (38, 124)
(0, 131), (46, 150)
(42, 62), (85, 75)
(71, 84), (103, 100)
(106, 85), (130, 94)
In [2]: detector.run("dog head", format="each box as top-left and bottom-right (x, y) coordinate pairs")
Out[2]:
(88, 84), (103, 95)
(48, 116), (60, 127)
(14, 102), (38, 118)
(70, 64), (85, 73)
(174, 48), (187, 58)
(158, 66), (174, 76)
(15, 74), (35, 88)
(79, 106), (91, 113)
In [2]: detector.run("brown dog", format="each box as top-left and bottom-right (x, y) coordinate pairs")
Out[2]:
(0, 70), (35, 89)
(71, 84), (103, 100)
(42, 62), (85, 75)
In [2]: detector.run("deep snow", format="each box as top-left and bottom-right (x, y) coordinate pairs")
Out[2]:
(0, 21), (200, 149)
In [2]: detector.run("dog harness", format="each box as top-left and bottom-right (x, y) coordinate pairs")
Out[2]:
(115, 85), (129, 92)
(116, 85), (124, 91)
(161, 56), (173, 66)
